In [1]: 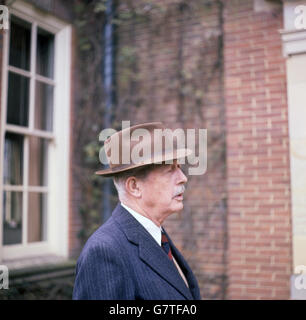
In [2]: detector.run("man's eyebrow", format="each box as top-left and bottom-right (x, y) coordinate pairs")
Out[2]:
(170, 163), (178, 170)
(161, 162), (179, 171)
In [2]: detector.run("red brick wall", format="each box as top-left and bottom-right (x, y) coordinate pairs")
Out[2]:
(26, 0), (74, 22)
(224, 0), (292, 299)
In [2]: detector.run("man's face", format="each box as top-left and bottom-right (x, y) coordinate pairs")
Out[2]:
(139, 160), (188, 217)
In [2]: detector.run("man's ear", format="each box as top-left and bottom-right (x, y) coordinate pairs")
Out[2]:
(125, 176), (142, 198)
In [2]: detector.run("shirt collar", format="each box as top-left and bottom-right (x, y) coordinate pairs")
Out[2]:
(120, 202), (162, 246)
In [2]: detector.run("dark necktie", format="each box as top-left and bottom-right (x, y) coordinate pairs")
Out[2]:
(161, 230), (173, 260)
(161, 230), (190, 288)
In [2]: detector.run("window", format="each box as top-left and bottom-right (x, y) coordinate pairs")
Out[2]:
(0, 1), (71, 261)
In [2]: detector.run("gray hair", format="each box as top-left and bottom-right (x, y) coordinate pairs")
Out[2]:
(113, 178), (126, 200)
(112, 163), (161, 200)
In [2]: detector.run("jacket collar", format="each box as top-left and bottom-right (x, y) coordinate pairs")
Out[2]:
(112, 203), (194, 300)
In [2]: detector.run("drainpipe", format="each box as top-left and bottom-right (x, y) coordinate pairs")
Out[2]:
(102, 0), (114, 221)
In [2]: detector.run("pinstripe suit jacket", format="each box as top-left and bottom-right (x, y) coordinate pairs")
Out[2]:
(73, 203), (201, 300)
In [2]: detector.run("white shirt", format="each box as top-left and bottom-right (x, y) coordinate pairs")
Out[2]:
(121, 202), (162, 246)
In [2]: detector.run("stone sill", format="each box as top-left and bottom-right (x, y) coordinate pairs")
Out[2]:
(2, 255), (76, 285)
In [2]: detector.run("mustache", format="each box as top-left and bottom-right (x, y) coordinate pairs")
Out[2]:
(173, 185), (186, 197)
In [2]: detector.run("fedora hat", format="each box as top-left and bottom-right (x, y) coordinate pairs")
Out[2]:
(95, 122), (192, 177)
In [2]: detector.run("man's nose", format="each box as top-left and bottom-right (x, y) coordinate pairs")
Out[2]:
(177, 167), (188, 184)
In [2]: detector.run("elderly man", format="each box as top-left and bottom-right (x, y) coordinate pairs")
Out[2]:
(73, 122), (201, 300)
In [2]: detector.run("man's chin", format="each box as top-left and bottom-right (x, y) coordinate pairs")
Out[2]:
(172, 201), (184, 212)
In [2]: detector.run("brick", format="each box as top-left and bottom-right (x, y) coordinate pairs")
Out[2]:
(224, 0), (291, 300)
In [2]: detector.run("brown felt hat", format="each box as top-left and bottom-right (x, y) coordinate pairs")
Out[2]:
(95, 122), (191, 177)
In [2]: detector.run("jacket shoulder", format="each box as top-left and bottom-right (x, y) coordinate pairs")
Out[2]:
(73, 217), (135, 299)
(81, 216), (123, 254)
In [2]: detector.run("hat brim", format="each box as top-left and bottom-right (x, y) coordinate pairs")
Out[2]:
(95, 148), (192, 177)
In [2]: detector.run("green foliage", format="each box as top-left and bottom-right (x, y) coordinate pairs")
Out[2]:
(94, 1), (107, 13)
(83, 140), (101, 165)
(118, 46), (137, 64)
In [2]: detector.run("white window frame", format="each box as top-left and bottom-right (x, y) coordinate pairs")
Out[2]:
(281, 0), (306, 300)
(0, 0), (71, 261)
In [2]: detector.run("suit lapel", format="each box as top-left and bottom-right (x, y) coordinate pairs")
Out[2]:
(112, 204), (193, 300)
(138, 228), (193, 300)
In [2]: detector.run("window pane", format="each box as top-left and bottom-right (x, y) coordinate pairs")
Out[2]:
(3, 191), (23, 245)
(35, 81), (53, 131)
(29, 137), (48, 186)
(3, 133), (23, 185)
(28, 192), (47, 243)
(36, 28), (54, 79)
(7, 72), (30, 126)
(9, 16), (31, 71)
